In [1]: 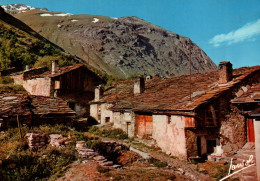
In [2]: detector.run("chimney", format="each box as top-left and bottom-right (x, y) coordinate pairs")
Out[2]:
(145, 75), (153, 81)
(95, 85), (104, 101)
(218, 61), (233, 84)
(134, 77), (145, 95)
(51, 60), (58, 75)
(25, 65), (30, 71)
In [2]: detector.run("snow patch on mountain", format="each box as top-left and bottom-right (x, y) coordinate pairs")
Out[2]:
(1, 4), (35, 12)
(92, 18), (99, 23)
(40, 13), (72, 17)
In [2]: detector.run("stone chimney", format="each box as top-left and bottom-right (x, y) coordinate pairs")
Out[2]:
(146, 75), (153, 81)
(51, 60), (58, 75)
(95, 85), (104, 101)
(218, 61), (233, 84)
(134, 77), (145, 95)
(25, 65), (30, 71)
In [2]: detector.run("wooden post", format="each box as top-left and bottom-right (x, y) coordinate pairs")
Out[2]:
(17, 115), (22, 139)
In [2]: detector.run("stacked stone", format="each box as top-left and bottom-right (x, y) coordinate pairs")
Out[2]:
(49, 134), (67, 148)
(25, 133), (49, 151)
(76, 141), (121, 168)
(76, 141), (98, 158)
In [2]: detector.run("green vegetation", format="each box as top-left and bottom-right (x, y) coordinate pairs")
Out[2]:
(0, 124), (103, 180)
(0, 20), (76, 71)
(148, 158), (168, 168)
(0, 76), (26, 92)
(88, 126), (128, 140)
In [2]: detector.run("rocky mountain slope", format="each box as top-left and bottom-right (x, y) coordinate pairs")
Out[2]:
(3, 4), (217, 78)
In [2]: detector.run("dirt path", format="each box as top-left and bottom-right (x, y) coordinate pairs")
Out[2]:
(98, 136), (213, 181)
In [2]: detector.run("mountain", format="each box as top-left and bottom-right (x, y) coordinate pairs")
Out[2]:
(0, 6), (77, 70)
(3, 4), (217, 78)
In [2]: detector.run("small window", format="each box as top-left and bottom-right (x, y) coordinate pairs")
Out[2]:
(105, 117), (110, 123)
(68, 102), (75, 110)
(54, 80), (61, 89)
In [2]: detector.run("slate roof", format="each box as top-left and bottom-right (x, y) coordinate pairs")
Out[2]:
(30, 95), (76, 116)
(0, 92), (76, 118)
(0, 92), (31, 117)
(231, 83), (260, 103)
(30, 64), (84, 78)
(92, 66), (260, 113)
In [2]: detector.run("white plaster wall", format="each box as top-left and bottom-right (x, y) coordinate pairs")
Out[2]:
(90, 104), (99, 122)
(152, 115), (187, 159)
(100, 103), (113, 124)
(113, 112), (123, 129)
(113, 111), (135, 137)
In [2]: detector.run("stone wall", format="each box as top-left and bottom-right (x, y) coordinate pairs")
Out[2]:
(113, 111), (135, 137)
(100, 103), (113, 124)
(185, 130), (198, 157)
(25, 133), (49, 151)
(22, 77), (51, 96)
(152, 115), (187, 159)
(219, 104), (246, 154)
(90, 104), (99, 122)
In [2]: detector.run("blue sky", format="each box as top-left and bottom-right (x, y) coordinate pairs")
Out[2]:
(0, 0), (259, 68)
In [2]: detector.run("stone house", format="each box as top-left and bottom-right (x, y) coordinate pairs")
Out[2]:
(90, 62), (260, 159)
(11, 61), (103, 116)
(0, 92), (76, 129)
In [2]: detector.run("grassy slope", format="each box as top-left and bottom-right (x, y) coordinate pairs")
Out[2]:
(0, 8), (77, 70)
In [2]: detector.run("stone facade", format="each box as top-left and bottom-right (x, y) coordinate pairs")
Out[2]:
(113, 111), (135, 137)
(21, 77), (52, 96)
(12, 64), (103, 117)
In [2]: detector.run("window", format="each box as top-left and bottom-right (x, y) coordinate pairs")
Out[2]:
(68, 102), (75, 110)
(105, 117), (110, 123)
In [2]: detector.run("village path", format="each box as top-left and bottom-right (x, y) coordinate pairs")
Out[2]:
(94, 134), (213, 181)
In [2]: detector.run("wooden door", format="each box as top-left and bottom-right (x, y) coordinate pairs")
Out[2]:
(136, 115), (153, 137)
(247, 118), (255, 142)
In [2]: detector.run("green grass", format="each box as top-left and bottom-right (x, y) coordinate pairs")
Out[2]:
(0, 124), (105, 180)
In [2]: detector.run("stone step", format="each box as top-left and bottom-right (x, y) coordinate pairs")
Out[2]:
(100, 161), (113, 166)
(94, 156), (106, 161)
(110, 164), (121, 169)
(97, 159), (108, 164)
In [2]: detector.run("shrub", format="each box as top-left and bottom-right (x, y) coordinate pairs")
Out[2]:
(0, 125), (79, 180)
(0, 76), (14, 84)
(148, 158), (168, 168)
(88, 126), (128, 140)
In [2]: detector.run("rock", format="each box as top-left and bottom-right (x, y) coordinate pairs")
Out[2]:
(14, 11), (217, 79)
(100, 161), (113, 166)
(94, 156), (106, 161)
(111, 164), (121, 169)
(176, 168), (185, 175)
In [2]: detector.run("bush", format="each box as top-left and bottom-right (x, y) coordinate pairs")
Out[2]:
(88, 126), (128, 140)
(148, 158), (168, 168)
(0, 76), (14, 84)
